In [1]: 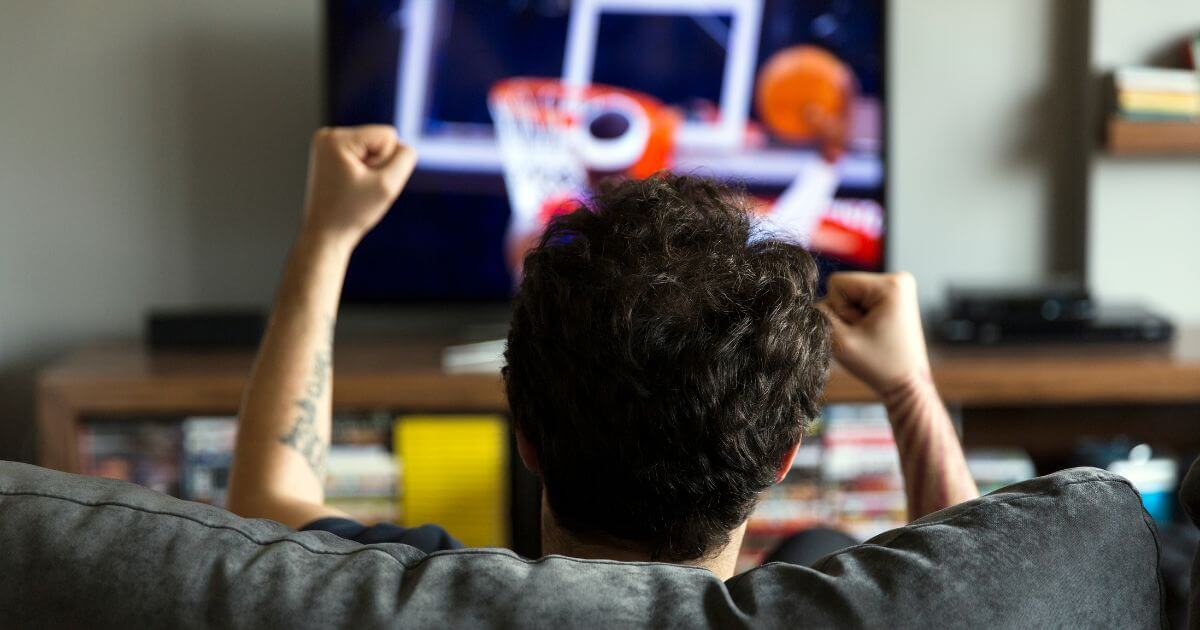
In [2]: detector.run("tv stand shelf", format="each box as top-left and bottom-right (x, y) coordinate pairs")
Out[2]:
(38, 329), (1200, 472)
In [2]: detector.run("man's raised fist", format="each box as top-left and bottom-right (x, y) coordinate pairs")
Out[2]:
(301, 125), (417, 245)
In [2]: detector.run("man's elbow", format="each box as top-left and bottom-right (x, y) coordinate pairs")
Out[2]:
(224, 487), (266, 520)
(223, 489), (335, 530)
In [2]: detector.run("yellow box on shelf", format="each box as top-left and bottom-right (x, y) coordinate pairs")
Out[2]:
(395, 415), (509, 548)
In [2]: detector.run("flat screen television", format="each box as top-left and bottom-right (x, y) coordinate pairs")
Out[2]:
(327, 0), (886, 303)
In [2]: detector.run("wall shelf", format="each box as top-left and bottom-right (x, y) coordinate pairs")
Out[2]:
(1106, 116), (1200, 156)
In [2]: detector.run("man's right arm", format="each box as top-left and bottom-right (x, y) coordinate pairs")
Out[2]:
(820, 272), (979, 520)
(226, 125), (416, 529)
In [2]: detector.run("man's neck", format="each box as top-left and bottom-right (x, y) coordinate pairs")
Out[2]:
(539, 509), (746, 580)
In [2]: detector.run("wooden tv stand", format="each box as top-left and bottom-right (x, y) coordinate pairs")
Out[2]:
(38, 330), (1200, 473)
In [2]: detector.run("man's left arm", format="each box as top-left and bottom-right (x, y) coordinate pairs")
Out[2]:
(226, 126), (416, 529)
(821, 272), (979, 520)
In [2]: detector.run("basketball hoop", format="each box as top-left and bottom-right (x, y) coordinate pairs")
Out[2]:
(488, 78), (677, 233)
(488, 78), (588, 234)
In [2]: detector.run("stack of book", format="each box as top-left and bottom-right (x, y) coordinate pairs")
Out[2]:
(80, 413), (404, 524)
(179, 417), (238, 506)
(79, 421), (181, 496)
(326, 412), (400, 522)
(1114, 66), (1199, 121)
(820, 404), (907, 541)
(325, 444), (400, 523)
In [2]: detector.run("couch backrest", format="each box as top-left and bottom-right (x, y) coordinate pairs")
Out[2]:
(0, 461), (1165, 628)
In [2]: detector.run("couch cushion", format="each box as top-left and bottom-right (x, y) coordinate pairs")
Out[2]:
(0, 461), (1164, 628)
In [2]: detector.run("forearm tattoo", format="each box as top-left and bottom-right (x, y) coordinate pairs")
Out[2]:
(279, 317), (334, 478)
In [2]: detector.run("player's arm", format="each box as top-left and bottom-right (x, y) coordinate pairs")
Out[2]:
(820, 272), (979, 520)
(768, 160), (838, 246)
(226, 126), (416, 529)
(766, 105), (846, 246)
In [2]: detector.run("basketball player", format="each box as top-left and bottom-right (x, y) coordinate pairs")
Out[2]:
(753, 45), (859, 254)
(756, 101), (850, 249)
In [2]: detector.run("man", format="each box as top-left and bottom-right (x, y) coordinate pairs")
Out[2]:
(226, 125), (978, 580)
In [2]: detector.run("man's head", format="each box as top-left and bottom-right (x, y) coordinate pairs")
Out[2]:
(503, 174), (831, 562)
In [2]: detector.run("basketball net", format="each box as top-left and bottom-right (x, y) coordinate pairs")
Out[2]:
(488, 79), (591, 236)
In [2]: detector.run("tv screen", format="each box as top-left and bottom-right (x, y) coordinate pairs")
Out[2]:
(328, 0), (885, 303)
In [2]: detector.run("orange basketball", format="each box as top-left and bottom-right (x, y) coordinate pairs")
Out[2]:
(755, 45), (853, 142)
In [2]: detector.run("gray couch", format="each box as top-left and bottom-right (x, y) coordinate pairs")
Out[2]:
(0, 459), (1181, 628)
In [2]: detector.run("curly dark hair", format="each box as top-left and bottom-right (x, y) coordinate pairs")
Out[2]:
(503, 174), (831, 562)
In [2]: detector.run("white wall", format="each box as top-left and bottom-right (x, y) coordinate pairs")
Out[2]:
(889, 0), (1090, 306)
(0, 2), (320, 460)
(1089, 0), (1200, 321)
